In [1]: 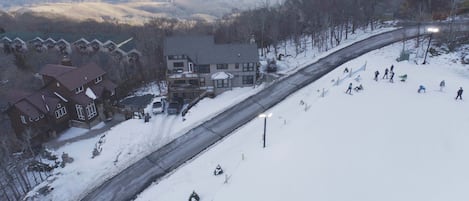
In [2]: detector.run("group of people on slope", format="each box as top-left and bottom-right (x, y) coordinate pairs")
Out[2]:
(418, 80), (464, 100)
(344, 64), (464, 100)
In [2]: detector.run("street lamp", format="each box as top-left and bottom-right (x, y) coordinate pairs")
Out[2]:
(422, 27), (439, 64)
(258, 112), (273, 148)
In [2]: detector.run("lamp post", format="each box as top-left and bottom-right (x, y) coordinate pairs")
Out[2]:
(258, 112), (273, 148)
(422, 27), (439, 64)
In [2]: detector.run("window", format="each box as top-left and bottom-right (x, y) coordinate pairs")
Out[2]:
(195, 65), (210, 73)
(173, 62), (184, 68)
(216, 64), (228, 70)
(168, 55), (186, 60)
(76, 105), (85, 120)
(188, 63), (194, 72)
(95, 76), (102, 84)
(188, 79), (199, 86)
(75, 86), (84, 94)
(243, 63), (254, 72)
(86, 102), (97, 119)
(242, 75), (254, 84)
(174, 80), (186, 85)
(20, 115), (27, 124)
(216, 80), (228, 88)
(55, 105), (67, 119)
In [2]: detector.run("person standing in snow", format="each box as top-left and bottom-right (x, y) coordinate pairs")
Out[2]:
(189, 191), (200, 201)
(346, 83), (353, 94)
(389, 71), (395, 83)
(214, 164), (224, 176)
(382, 68), (389, 79)
(374, 70), (379, 81)
(390, 64), (394, 72)
(455, 87), (463, 100)
(440, 80), (445, 91)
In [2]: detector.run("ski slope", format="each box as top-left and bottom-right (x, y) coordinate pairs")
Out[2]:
(135, 42), (469, 201)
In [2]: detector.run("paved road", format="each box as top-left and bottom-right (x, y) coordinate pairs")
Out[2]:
(82, 22), (469, 201)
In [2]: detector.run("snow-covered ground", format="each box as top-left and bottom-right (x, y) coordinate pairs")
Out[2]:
(56, 122), (105, 142)
(135, 42), (469, 201)
(262, 24), (396, 75)
(25, 26), (399, 200)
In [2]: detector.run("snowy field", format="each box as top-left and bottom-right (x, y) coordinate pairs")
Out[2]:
(135, 42), (469, 201)
(26, 26), (397, 200)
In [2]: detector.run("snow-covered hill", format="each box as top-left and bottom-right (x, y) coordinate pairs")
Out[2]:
(4, 0), (284, 24)
(24, 27), (393, 201)
(135, 42), (469, 201)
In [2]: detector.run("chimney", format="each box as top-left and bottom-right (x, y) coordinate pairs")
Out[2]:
(61, 55), (72, 66)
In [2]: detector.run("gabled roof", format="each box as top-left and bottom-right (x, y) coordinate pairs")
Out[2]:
(40, 64), (76, 78)
(16, 100), (40, 119)
(39, 63), (106, 91)
(164, 36), (259, 65)
(28, 37), (44, 43)
(26, 90), (60, 114)
(6, 90), (31, 105)
(73, 38), (90, 44)
(8, 89), (61, 118)
(44, 38), (56, 43)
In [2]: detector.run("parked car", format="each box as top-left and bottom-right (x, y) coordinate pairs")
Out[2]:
(152, 101), (164, 114)
(167, 102), (181, 115)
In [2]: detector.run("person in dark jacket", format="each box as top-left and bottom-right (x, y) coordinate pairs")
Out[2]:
(382, 68), (389, 79)
(389, 71), (395, 83)
(354, 84), (364, 92)
(374, 70), (379, 81)
(440, 80), (445, 91)
(418, 85), (426, 93)
(346, 83), (353, 94)
(189, 191), (200, 201)
(214, 164), (223, 176)
(390, 64), (394, 72)
(455, 87), (463, 100)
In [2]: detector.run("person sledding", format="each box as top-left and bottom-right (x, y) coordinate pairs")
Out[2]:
(189, 191), (200, 201)
(354, 84), (364, 92)
(418, 85), (426, 93)
(399, 74), (407, 82)
(214, 164), (224, 176)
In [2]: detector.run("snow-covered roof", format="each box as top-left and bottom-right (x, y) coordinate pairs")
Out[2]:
(85, 88), (97, 100)
(54, 92), (68, 102)
(211, 72), (234, 80)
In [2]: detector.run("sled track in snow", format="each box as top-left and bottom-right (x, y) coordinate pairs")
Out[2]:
(82, 22), (469, 201)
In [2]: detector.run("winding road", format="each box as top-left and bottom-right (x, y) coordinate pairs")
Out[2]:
(82, 22), (469, 201)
